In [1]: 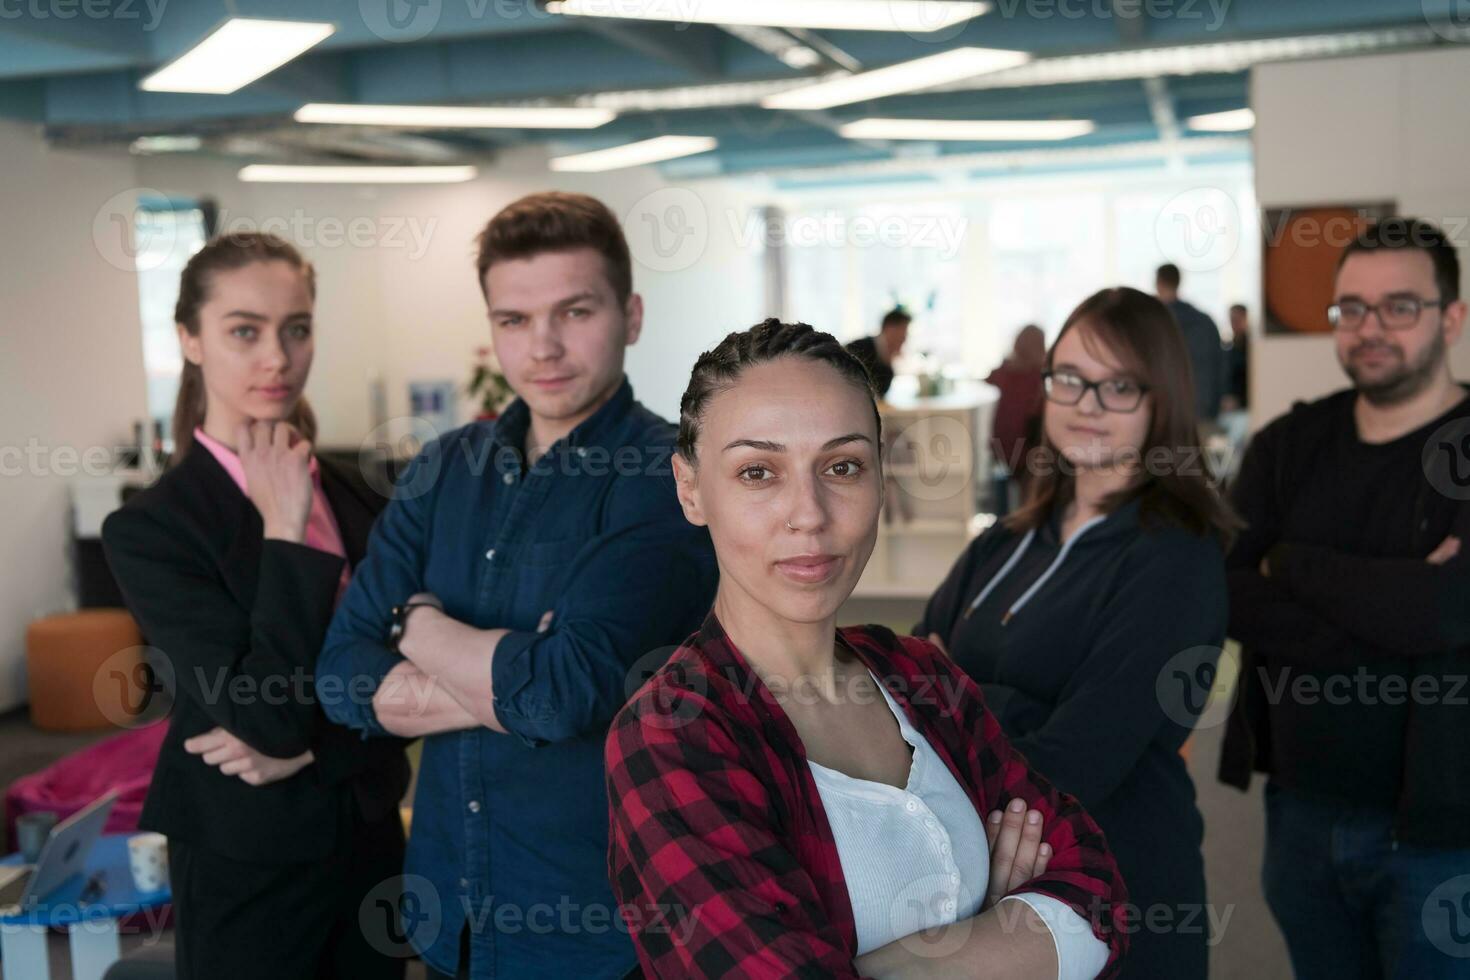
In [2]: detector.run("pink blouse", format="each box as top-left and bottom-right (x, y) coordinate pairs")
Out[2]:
(193, 427), (352, 606)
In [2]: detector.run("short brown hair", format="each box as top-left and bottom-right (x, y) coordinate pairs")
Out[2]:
(474, 191), (633, 303)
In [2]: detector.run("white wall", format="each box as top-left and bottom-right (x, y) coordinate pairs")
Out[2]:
(0, 119), (149, 709)
(0, 136), (766, 711)
(1251, 47), (1470, 428)
(133, 148), (769, 448)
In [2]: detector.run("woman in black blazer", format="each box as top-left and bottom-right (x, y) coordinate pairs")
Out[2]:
(103, 232), (410, 980)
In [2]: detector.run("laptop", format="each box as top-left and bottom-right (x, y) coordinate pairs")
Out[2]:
(0, 790), (118, 913)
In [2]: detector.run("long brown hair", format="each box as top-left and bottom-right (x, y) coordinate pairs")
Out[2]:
(1007, 287), (1240, 544)
(171, 231), (318, 463)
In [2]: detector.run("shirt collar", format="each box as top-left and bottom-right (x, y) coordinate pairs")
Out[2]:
(492, 375), (635, 455)
(193, 426), (318, 495)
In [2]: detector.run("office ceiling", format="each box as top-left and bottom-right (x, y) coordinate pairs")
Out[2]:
(0, 0), (1460, 178)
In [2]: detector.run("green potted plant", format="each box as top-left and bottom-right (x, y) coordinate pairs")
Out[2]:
(468, 345), (515, 420)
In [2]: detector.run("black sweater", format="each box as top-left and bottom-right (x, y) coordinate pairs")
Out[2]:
(1219, 387), (1470, 847)
(916, 498), (1227, 978)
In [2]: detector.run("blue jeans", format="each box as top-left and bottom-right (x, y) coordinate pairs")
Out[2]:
(1262, 780), (1470, 978)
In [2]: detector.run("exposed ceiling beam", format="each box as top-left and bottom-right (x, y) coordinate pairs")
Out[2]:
(0, 11), (150, 59)
(1140, 74), (1183, 171)
(571, 21), (724, 78)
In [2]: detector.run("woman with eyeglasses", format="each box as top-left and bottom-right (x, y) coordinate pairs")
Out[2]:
(915, 288), (1238, 979)
(607, 320), (1130, 979)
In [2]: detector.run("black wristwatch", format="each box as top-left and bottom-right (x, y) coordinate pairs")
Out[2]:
(388, 596), (443, 653)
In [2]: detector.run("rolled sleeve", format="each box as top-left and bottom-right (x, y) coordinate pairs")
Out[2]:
(488, 628), (550, 746)
(488, 478), (716, 747)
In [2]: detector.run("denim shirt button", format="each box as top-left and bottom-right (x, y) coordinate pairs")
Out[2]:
(502, 472), (515, 485)
(468, 800), (481, 813)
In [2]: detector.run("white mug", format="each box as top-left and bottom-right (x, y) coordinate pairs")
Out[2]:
(127, 833), (169, 894)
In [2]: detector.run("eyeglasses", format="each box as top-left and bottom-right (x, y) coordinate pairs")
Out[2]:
(1327, 296), (1442, 331)
(1042, 370), (1149, 413)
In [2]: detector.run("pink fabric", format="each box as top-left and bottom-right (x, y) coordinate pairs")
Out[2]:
(4, 721), (168, 852)
(194, 426), (351, 605)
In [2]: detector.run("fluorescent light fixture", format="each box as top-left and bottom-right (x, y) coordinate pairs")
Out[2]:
(545, 0), (988, 33)
(575, 26), (1462, 114)
(295, 103), (615, 129)
(141, 19), (334, 94)
(238, 164), (478, 184)
(549, 135), (718, 172)
(1185, 108), (1255, 132)
(840, 117), (1095, 141)
(129, 135), (204, 154)
(763, 47), (1030, 111)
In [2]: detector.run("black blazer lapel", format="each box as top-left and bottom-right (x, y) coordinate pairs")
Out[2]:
(177, 446), (264, 611)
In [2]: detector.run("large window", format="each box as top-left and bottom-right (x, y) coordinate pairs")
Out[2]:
(780, 162), (1258, 379)
(132, 198), (208, 447)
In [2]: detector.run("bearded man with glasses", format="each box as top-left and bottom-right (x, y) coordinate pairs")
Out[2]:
(1220, 217), (1470, 978)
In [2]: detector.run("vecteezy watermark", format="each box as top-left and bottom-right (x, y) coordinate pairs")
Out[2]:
(886, 415), (976, 504)
(625, 655), (976, 732)
(1154, 186), (1244, 274)
(624, 186), (711, 274)
(991, 896), (1236, 943)
(93, 645), (174, 729)
(728, 209), (969, 262)
(91, 189), (440, 273)
(360, 874), (444, 958)
(1423, 873), (1470, 958)
(991, 0), (1231, 30)
(1422, 414), (1470, 502)
(890, 875), (982, 959)
(1251, 665), (1468, 708)
(210, 208), (439, 261)
(93, 186), (179, 274)
(621, 191), (971, 275)
(0, 0), (169, 30)
(358, 875), (701, 956)
(359, 0), (552, 42)
(1262, 208), (1470, 252)
(623, 650), (711, 732)
(1423, 0), (1470, 43)
(1156, 644), (1237, 730)
(357, 416), (684, 501)
(0, 438), (131, 478)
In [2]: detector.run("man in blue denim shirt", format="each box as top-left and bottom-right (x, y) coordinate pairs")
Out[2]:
(318, 192), (718, 979)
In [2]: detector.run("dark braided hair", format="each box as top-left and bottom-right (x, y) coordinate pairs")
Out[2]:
(677, 318), (882, 463)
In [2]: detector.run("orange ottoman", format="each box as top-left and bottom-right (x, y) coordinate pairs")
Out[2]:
(26, 609), (144, 731)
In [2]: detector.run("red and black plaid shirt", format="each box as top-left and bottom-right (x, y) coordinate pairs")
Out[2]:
(605, 612), (1130, 978)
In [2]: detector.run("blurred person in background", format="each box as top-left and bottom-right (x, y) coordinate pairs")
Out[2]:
(846, 306), (911, 398)
(987, 323), (1048, 516)
(1157, 262), (1227, 426)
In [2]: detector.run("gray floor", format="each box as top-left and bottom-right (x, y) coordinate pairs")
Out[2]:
(1, 698), (1291, 979)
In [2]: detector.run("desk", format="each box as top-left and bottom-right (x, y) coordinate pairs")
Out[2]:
(1, 834), (171, 980)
